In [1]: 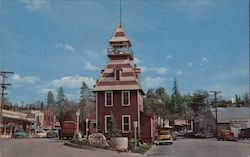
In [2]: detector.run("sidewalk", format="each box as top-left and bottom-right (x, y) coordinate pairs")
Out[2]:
(238, 139), (250, 145)
(0, 135), (11, 139)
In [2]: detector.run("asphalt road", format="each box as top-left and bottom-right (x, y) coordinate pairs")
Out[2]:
(0, 138), (134, 157)
(0, 138), (249, 157)
(147, 138), (250, 157)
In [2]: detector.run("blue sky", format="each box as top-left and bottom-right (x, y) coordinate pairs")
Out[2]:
(0, 0), (249, 104)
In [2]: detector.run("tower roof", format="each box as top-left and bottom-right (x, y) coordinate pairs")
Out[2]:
(109, 24), (132, 47)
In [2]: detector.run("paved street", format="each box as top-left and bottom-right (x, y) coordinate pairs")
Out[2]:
(147, 138), (250, 157)
(0, 138), (249, 157)
(0, 138), (136, 157)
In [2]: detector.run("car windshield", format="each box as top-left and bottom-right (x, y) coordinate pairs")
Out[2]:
(159, 131), (170, 135)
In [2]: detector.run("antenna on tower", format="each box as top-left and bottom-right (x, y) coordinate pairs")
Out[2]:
(119, 0), (122, 26)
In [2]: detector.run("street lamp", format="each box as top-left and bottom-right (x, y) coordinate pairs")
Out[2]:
(85, 118), (89, 138)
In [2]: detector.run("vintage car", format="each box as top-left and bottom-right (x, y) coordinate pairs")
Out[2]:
(12, 130), (28, 139)
(217, 130), (237, 141)
(35, 130), (47, 138)
(155, 130), (173, 145)
(238, 128), (250, 139)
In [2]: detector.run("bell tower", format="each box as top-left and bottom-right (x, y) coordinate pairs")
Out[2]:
(108, 24), (133, 60)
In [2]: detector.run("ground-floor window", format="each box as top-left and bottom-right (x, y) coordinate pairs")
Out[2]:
(104, 115), (112, 133)
(122, 115), (131, 133)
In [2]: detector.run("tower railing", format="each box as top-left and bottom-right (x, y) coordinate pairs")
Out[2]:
(107, 47), (134, 58)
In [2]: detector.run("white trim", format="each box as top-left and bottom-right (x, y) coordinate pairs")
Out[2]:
(137, 90), (141, 138)
(105, 91), (113, 107)
(121, 91), (130, 106)
(104, 115), (112, 133)
(96, 92), (98, 132)
(122, 115), (131, 133)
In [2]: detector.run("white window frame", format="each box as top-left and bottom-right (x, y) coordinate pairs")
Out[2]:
(122, 91), (130, 106)
(104, 115), (112, 133)
(122, 115), (131, 133)
(114, 68), (121, 81)
(105, 91), (113, 107)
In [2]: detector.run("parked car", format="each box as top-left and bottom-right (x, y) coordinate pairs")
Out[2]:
(171, 131), (178, 140)
(217, 130), (237, 141)
(238, 128), (250, 139)
(184, 131), (196, 138)
(47, 128), (59, 138)
(59, 121), (76, 139)
(155, 130), (173, 145)
(177, 131), (185, 136)
(12, 130), (28, 138)
(35, 130), (47, 138)
(196, 131), (214, 138)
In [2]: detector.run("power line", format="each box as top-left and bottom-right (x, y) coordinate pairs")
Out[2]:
(0, 71), (14, 136)
(210, 90), (221, 136)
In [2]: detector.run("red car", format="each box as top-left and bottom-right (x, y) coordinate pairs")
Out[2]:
(59, 121), (76, 139)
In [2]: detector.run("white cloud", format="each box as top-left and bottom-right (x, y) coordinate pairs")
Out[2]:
(11, 74), (40, 85)
(156, 67), (168, 75)
(187, 62), (193, 66)
(166, 55), (172, 60)
(143, 77), (166, 89)
(140, 66), (149, 73)
(38, 87), (56, 94)
(64, 43), (75, 51)
(55, 43), (75, 51)
(20, 0), (49, 10)
(200, 57), (210, 66)
(176, 70), (183, 76)
(133, 57), (141, 64)
(139, 66), (168, 75)
(84, 62), (98, 71)
(49, 75), (96, 89)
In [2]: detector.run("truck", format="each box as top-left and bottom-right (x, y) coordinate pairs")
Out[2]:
(59, 121), (76, 139)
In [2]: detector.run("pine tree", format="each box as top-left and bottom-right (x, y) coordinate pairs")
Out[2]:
(56, 87), (67, 123)
(80, 81), (90, 105)
(171, 77), (182, 113)
(47, 91), (55, 109)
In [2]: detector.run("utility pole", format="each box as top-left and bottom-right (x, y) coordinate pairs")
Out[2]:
(210, 90), (221, 136)
(0, 71), (14, 136)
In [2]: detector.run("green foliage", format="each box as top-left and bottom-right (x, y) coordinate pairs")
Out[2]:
(171, 77), (182, 113)
(80, 81), (90, 104)
(47, 91), (55, 108)
(128, 141), (151, 154)
(108, 112), (121, 138)
(56, 87), (67, 108)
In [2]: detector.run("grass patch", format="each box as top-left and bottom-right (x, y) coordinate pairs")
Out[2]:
(71, 139), (89, 145)
(128, 141), (151, 154)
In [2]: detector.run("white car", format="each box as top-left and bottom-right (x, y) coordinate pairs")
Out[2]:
(35, 130), (47, 138)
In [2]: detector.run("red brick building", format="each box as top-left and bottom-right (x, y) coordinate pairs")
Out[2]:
(93, 24), (156, 143)
(43, 109), (56, 130)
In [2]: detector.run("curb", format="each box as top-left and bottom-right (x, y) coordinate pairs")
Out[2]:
(144, 145), (155, 156)
(64, 142), (96, 150)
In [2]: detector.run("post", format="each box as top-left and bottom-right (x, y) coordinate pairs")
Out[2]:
(134, 121), (138, 150)
(85, 118), (89, 138)
(76, 109), (80, 134)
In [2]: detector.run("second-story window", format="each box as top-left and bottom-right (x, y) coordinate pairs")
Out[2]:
(115, 69), (120, 81)
(122, 91), (130, 106)
(105, 91), (113, 107)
